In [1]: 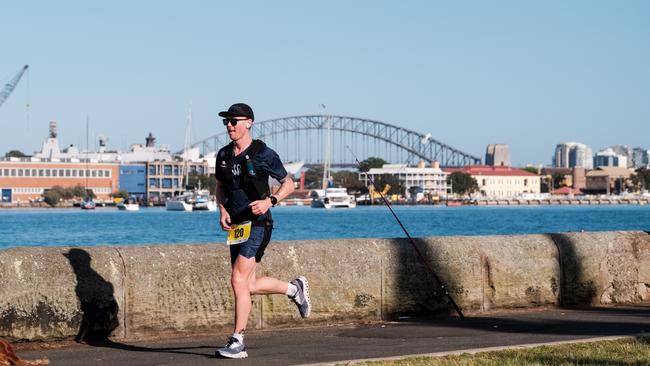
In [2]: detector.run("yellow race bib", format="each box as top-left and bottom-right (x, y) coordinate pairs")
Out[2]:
(227, 221), (252, 245)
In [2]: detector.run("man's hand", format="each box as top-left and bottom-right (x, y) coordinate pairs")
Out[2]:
(249, 198), (272, 216)
(219, 210), (232, 231)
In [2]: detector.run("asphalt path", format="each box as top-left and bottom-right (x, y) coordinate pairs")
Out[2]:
(17, 304), (650, 366)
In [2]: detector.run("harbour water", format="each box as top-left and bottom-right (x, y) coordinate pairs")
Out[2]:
(1, 205), (649, 249)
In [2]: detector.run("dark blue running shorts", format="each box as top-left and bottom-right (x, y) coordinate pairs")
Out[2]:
(229, 224), (273, 264)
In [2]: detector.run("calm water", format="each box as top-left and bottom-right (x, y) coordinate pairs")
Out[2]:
(1, 205), (649, 249)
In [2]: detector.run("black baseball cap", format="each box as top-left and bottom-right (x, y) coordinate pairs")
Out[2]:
(218, 103), (254, 121)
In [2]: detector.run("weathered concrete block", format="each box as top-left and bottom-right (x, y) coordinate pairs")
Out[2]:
(119, 244), (236, 339)
(379, 237), (482, 317)
(2, 231), (649, 342)
(636, 233), (650, 301)
(551, 231), (650, 305)
(0, 247), (125, 340)
(259, 238), (382, 326)
(476, 235), (560, 310)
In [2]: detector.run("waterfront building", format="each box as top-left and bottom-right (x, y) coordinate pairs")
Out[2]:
(539, 167), (573, 191)
(632, 147), (649, 168)
(118, 164), (147, 200)
(594, 148), (628, 168)
(146, 160), (210, 203)
(485, 144), (510, 167)
(34, 124), (174, 164)
(358, 161), (448, 197)
(444, 165), (540, 198)
(26, 122), (214, 203)
(584, 167), (634, 195)
(572, 167), (587, 191)
(0, 157), (119, 203)
(553, 142), (593, 169)
(539, 167), (586, 193)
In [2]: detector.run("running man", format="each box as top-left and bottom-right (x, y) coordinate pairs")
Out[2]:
(214, 103), (311, 359)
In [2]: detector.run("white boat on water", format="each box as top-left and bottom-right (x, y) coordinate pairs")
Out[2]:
(117, 198), (140, 211)
(117, 202), (140, 211)
(192, 191), (217, 211)
(166, 194), (194, 211)
(166, 190), (217, 212)
(311, 188), (357, 209)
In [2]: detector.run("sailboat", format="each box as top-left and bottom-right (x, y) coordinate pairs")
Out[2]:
(166, 102), (218, 212)
(166, 102), (195, 211)
(190, 180), (217, 211)
(81, 116), (96, 210)
(310, 108), (356, 209)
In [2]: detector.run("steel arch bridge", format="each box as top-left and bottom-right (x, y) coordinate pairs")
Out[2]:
(190, 115), (481, 167)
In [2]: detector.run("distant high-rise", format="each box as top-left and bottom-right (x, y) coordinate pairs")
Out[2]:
(632, 147), (649, 168)
(553, 142), (592, 169)
(594, 148), (628, 168)
(485, 144), (510, 167)
(609, 145), (633, 168)
(569, 144), (593, 169)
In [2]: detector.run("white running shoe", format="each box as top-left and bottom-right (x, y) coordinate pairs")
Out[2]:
(289, 276), (312, 318)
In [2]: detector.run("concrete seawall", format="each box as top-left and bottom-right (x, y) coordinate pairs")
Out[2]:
(1, 231), (649, 341)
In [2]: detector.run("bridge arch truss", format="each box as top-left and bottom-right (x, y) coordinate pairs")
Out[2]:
(191, 115), (480, 167)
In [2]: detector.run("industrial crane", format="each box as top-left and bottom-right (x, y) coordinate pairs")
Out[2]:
(0, 65), (29, 109)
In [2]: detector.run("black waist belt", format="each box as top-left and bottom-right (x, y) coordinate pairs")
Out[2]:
(232, 218), (273, 227)
(252, 220), (273, 227)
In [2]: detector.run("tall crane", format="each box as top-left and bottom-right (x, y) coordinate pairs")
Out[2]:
(0, 65), (29, 109)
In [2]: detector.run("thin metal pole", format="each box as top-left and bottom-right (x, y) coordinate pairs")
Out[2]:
(347, 146), (465, 320)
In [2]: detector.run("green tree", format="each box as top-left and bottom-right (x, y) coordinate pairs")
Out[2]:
(42, 185), (92, 206)
(358, 157), (387, 172)
(4, 150), (27, 158)
(373, 174), (404, 195)
(43, 186), (64, 207)
(188, 173), (217, 195)
(447, 172), (478, 196)
(303, 166), (324, 189)
(111, 190), (130, 200)
(84, 189), (97, 199)
(551, 172), (566, 189)
(332, 170), (365, 192)
(632, 168), (650, 191)
(68, 185), (87, 199)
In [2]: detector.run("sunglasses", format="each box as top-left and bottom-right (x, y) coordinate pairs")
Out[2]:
(222, 118), (248, 126)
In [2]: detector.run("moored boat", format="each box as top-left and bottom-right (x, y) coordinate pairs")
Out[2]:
(165, 194), (193, 211)
(80, 199), (96, 210)
(311, 188), (356, 209)
(117, 197), (140, 211)
(192, 191), (217, 211)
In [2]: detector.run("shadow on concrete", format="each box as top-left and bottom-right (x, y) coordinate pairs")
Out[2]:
(64, 248), (215, 359)
(547, 233), (598, 307)
(64, 249), (119, 342)
(389, 237), (460, 320)
(382, 231), (650, 339)
(340, 305), (650, 338)
(83, 339), (217, 358)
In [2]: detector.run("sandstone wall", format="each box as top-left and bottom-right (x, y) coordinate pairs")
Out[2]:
(1, 231), (648, 341)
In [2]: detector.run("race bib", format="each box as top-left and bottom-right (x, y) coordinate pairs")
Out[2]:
(227, 221), (252, 245)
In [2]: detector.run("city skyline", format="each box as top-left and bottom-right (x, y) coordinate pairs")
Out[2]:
(7, 120), (649, 169)
(1, 1), (649, 166)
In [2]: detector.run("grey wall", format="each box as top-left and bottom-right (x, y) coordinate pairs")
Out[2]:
(1, 231), (649, 341)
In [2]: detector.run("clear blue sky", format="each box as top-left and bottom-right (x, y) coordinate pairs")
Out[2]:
(1, 1), (648, 166)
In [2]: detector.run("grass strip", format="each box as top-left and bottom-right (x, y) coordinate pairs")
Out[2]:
(343, 336), (650, 366)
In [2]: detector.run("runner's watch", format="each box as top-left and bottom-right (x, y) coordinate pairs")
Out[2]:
(270, 195), (278, 207)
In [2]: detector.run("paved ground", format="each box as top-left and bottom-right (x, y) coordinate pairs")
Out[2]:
(17, 304), (650, 366)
